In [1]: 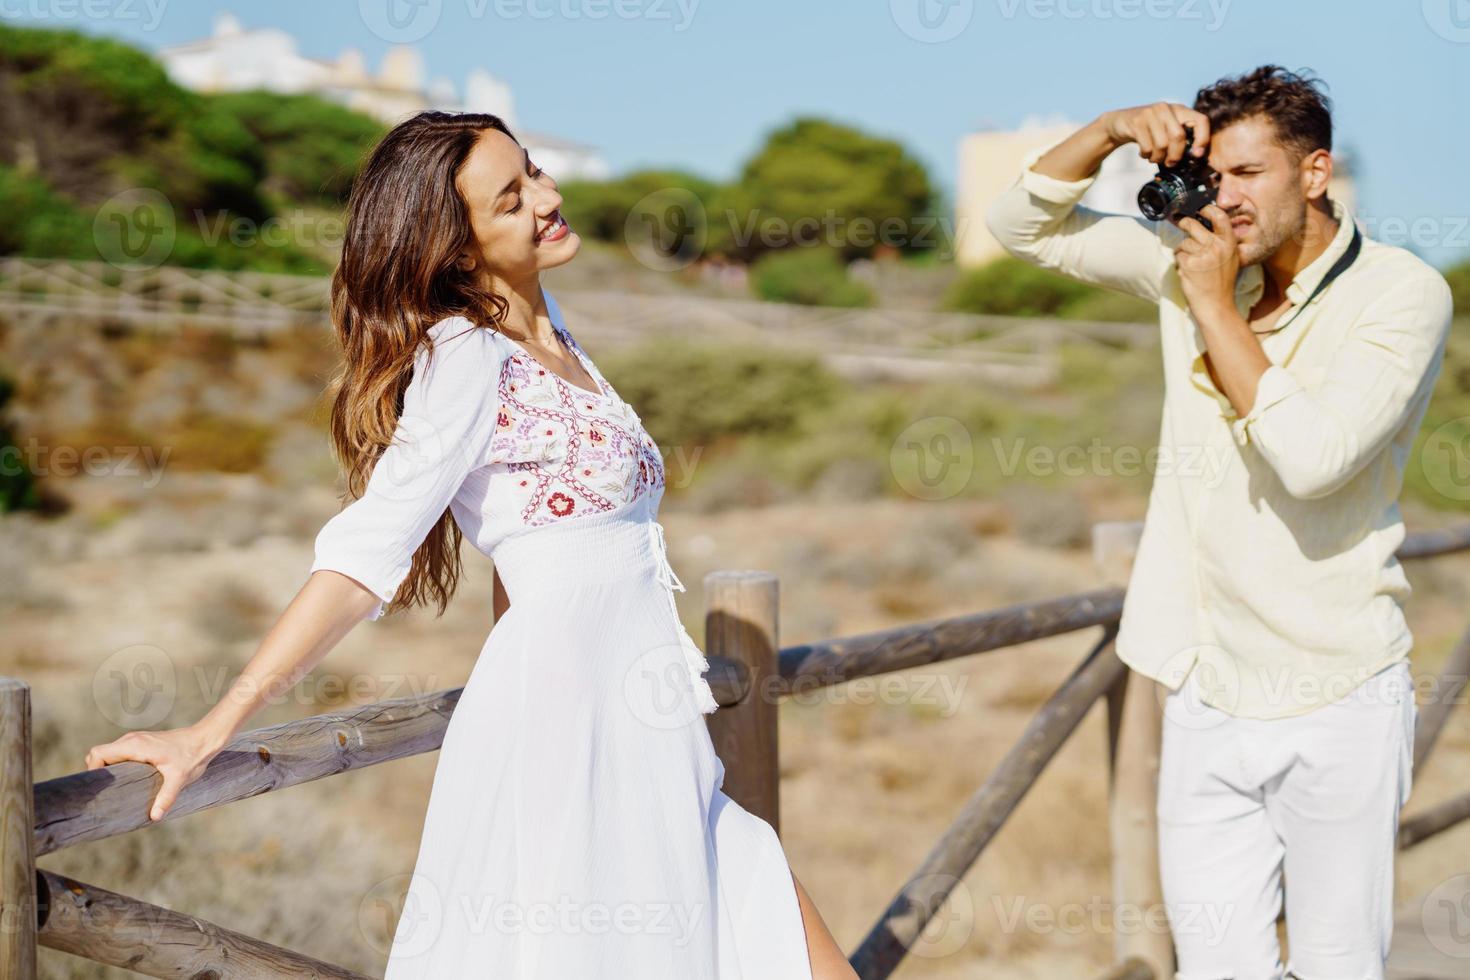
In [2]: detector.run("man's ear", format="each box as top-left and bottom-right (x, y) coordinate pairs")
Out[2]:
(1301, 148), (1333, 202)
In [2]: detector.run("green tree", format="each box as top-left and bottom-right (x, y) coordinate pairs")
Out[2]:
(209, 91), (385, 207)
(558, 169), (718, 253)
(725, 117), (934, 262)
(0, 23), (270, 221)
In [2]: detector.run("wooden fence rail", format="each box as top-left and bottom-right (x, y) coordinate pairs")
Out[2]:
(0, 257), (1158, 387)
(4, 519), (1470, 977)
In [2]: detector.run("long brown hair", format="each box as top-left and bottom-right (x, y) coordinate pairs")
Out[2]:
(324, 110), (517, 617)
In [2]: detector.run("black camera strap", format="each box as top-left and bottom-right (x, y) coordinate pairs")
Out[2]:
(1253, 222), (1363, 337)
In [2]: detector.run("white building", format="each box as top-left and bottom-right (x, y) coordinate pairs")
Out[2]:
(158, 12), (610, 181)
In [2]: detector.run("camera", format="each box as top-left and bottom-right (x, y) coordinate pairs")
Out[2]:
(1136, 127), (1218, 230)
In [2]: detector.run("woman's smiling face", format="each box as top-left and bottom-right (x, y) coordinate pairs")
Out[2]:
(455, 127), (580, 285)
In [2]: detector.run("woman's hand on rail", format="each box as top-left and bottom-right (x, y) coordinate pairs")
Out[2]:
(84, 723), (229, 822)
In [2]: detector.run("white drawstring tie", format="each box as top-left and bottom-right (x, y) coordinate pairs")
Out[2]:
(647, 520), (719, 715)
(649, 520), (686, 593)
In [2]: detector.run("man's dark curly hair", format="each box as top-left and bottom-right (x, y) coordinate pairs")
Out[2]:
(1193, 65), (1333, 161)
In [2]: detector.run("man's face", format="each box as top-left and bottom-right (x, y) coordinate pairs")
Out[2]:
(1205, 115), (1311, 267)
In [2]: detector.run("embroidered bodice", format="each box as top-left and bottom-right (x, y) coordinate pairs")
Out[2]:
(310, 290), (676, 617)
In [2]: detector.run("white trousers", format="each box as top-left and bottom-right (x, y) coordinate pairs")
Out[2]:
(1156, 659), (1416, 980)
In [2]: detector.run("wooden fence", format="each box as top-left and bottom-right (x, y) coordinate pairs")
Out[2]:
(4, 520), (1470, 978)
(0, 257), (1155, 387)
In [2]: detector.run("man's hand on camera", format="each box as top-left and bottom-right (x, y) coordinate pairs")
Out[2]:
(1174, 203), (1240, 320)
(1099, 102), (1213, 166)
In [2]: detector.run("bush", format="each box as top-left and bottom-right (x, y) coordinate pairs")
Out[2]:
(0, 165), (95, 259)
(943, 256), (1094, 317)
(749, 248), (873, 307)
(595, 338), (842, 453)
(943, 255), (1158, 322)
(1446, 259), (1470, 318)
(0, 373), (41, 513)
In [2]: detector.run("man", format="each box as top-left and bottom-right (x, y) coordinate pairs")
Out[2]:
(986, 65), (1452, 979)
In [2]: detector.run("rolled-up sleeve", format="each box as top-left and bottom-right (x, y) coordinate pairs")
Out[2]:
(1231, 272), (1453, 500)
(310, 318), (504, 619)
(983, 140), (1174, 304)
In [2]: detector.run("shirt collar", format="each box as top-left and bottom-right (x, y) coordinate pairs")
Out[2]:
(1285, 197), (1356, 303)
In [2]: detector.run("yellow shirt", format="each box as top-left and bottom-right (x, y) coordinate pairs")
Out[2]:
(985, 142), (1454, 719)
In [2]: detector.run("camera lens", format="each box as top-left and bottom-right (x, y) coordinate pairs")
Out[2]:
(1137, 179), (1182, 221)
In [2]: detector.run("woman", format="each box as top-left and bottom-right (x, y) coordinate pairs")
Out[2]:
(83, 111), (856, 979)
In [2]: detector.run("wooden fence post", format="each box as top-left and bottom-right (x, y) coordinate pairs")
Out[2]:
(703, 571), (782, 835)
(0, 677), (38, 980)
(1094, 522), (1173, 979)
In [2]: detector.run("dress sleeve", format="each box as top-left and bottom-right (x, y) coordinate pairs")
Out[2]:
(310, 317), (504, 620)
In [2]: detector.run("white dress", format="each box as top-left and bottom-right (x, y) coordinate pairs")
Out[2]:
(309, 290), (815, 979)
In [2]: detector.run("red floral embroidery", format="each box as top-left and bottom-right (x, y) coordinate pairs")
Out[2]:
(491, 327), (666, 528)
(497, 410), (511, 429)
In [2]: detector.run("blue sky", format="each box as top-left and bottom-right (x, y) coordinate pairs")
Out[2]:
(14, 0), (1470, 267)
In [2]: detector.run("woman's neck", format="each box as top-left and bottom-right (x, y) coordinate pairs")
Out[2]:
(487, 275), (555, 346)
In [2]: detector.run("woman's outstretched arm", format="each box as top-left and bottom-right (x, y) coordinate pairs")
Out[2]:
(84, 570), (381, 820)
(86, 317), (506, 821)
